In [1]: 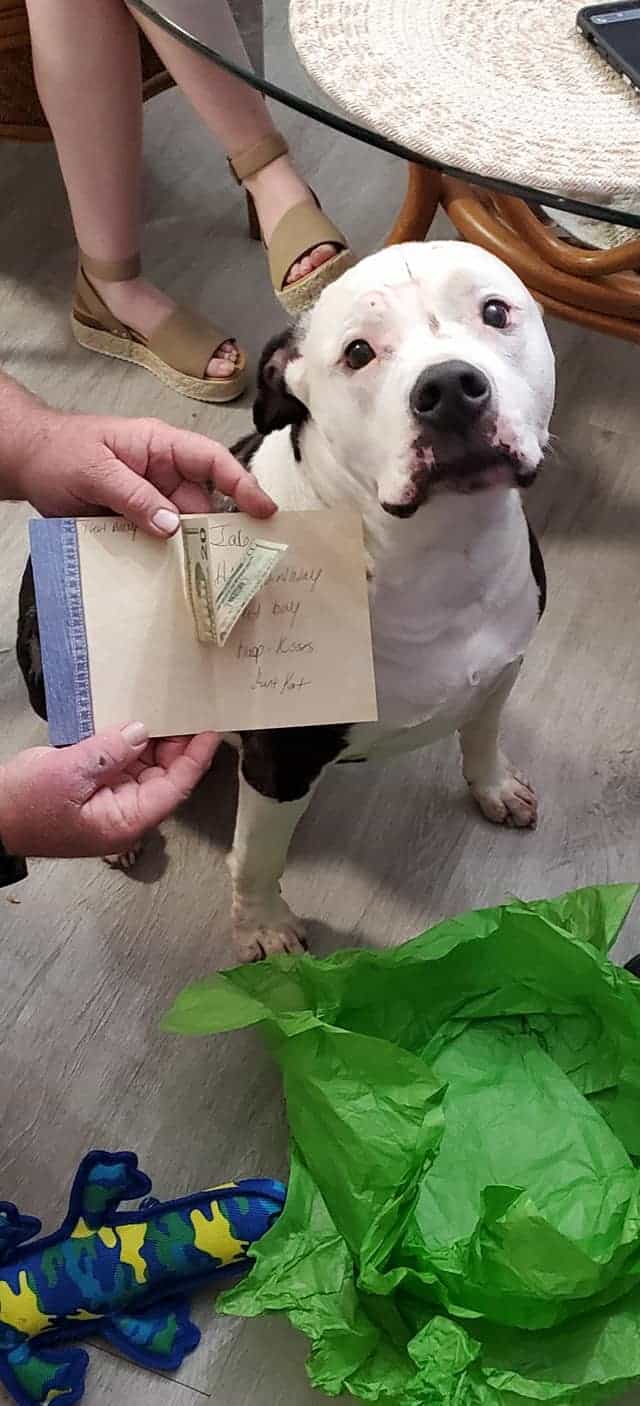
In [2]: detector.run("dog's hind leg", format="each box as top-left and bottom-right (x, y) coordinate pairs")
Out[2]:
(458, 660), (538, 829)
(229, 726), (349, 961)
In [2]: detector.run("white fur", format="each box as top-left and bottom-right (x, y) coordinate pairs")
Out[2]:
(228, 243), (555, 959)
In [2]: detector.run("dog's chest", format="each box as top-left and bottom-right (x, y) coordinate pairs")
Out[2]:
(346, 510), (538, 758)
(249, 436), (540, 759)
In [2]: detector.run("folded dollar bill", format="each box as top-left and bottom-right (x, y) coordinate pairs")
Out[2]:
(181, 516), (288, 646)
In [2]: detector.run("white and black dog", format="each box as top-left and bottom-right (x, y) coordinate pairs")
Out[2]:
(18, 242), (555, 961)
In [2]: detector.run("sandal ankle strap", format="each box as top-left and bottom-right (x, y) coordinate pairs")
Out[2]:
(228, 133), (289, 185)
(79, 251), (141, 282)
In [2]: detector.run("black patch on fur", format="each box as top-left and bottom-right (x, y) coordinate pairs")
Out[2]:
(16, 558), (47, 720)
(252, 329), (308, 437)
(240, 726), (351, 802)
(527, 521), (547, 618)
(290, 423), (304, 463)
(232, 336), (346, 801)
(216, 431), (265, 516)
(227, 328), (309, 495)
(230, 430), (265, 471)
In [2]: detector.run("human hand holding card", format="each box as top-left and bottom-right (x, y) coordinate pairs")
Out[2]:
(29, 510), (378, 743)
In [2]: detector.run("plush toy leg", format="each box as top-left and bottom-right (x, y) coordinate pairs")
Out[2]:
(0, 1206), (41, 1263)
(100, 1296), (200, 1373)
(0, 1342), (89, 1406)
(66, 1152), (152, 1229)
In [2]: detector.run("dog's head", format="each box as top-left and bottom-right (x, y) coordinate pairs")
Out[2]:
(254, 242), (555, 517)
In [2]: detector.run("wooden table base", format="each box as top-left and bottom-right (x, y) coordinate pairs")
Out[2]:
(386, 163), (640, 345)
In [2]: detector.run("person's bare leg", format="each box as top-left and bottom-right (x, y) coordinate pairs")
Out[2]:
(131, 2), (338, 286)
(25, 0), (236, 378)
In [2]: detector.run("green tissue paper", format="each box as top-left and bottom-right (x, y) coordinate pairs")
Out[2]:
(166, 884), (640, 1406)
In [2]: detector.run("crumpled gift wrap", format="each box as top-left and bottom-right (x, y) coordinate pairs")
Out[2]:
(166, 885), (640, 1406)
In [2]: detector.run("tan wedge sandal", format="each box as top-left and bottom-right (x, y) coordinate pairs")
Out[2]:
(71, 254), (248, 404)
(229, 134), (355, 316)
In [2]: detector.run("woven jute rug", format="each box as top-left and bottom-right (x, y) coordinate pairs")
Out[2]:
(290, 0), (640, 219)
(0, 0), (172, 141)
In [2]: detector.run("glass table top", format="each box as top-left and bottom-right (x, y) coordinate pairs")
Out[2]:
(129, 0), (640, 234)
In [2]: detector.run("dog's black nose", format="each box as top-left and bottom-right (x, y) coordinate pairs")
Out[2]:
(410, 360), (491, 432)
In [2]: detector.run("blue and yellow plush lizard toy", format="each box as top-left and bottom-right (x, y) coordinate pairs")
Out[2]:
(0, 1150), (285, 1406)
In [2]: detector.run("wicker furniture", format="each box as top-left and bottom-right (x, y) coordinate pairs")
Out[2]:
(290, 0), (640, 343)
(14, 0), (640, 340)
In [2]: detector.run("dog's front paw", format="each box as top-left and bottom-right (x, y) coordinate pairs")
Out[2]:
(469, 768), (538, 829)
(232, 894), (308, 962)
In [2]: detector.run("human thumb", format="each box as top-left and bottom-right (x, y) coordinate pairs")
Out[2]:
(101, 458), (180, 538)
(66, 722), (150, 800)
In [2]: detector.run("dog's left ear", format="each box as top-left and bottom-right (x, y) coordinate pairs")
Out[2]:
(253, 328), (309, 435)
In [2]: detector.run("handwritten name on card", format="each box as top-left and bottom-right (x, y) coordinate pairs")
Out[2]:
(76, 510), (378, 736)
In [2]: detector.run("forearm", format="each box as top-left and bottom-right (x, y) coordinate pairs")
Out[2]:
(0, 370), (53, 502)
(0, 371), (50, 878)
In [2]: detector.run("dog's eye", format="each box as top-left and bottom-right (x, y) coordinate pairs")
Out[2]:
(344, 339), (376, 369)
(482, 299), (510, 329)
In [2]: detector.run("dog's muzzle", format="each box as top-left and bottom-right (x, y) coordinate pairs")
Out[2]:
(380, 361), (538, 519)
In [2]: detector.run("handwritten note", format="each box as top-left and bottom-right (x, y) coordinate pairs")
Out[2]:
(76, 510), (378, 735)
